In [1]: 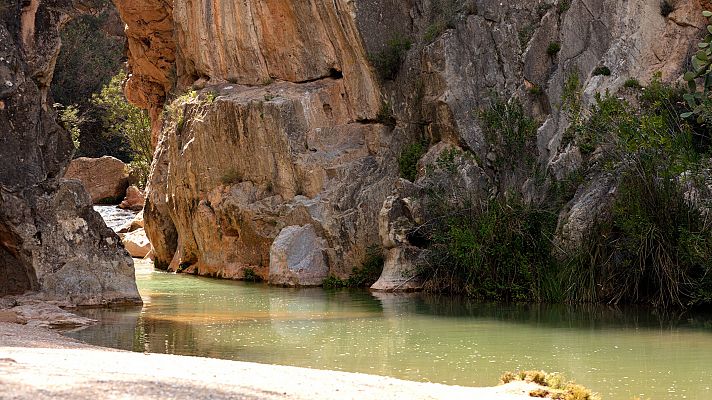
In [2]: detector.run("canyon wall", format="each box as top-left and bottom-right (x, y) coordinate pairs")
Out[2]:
(116, 0), (707, 286)
(0, 1), (140, 304)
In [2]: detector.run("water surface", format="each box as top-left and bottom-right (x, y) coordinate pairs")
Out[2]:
(66, 267), (712, 400)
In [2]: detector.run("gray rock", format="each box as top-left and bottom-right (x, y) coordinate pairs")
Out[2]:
(0, 3), (140, 305)
(269, 225), (328, 287)
(371, 246), (425, 292)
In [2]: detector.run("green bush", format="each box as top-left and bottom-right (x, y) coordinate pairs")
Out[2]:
(243, 268), (263, 283)
(518, 24), (536, 49)
(370, 35), (412, 81)
(346, 247), (384, 287)
(323, 247), (384, 289)
(546, 42), (561, 57)
(92, 71), (153, 188)
(592, 66), (611, 77)
(51, 2), (131, 162)
(398, 142), (427, 181)
(623, 78), (642, 89)
(479, 98), (538, 159)
(55, 103), (81, 150)
(564, 160), (712, 307)
(561, 75), (712, 307)
(423, 197), (558, 302)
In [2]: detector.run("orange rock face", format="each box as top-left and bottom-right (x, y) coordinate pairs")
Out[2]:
(65, 156), (129, 204)
(111, 0), (176, 142)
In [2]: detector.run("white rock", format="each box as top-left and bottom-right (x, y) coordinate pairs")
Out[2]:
(122, 228), (151, 258)
(269, 225), (328, 287)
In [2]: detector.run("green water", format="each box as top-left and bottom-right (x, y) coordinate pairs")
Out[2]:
(66, 266), (712, 399)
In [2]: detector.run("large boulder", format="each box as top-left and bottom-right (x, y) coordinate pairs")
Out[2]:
(269, 225), (328, 287)
(65, 156), (129, 204)
(118, 185), (145, 211)
(371, 191), (426, 292)
(122, 228), (151, 258)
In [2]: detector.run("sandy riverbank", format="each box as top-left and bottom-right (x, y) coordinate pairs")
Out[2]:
(0, 322), (544, 400)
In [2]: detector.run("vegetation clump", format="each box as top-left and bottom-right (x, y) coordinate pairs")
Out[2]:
(370, 34), (412, 81)
(398, 142), (428, 182)
(92, 70), (153, 187)
(323, 247), (384, 289)
(479, 98), (538, 160)
(422, 196), (558, 302)
(55, 103), (82, 150)
(591, 66), (611, 77)
(412, 61), (712, 308)
(500, 370), (600, 400)
(623, 78), (642, 89)
(242, 268), (263, 283)
(547, 42), (561, 57)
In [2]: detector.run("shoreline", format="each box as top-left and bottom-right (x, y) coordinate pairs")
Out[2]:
(0, 322), (541, 399)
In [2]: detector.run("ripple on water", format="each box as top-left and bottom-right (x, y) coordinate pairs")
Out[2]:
(65, 270), (712, 400)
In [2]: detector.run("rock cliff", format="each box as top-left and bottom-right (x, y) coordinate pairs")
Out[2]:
(0, 1), (140, 305)
(115, 0), (708, 286)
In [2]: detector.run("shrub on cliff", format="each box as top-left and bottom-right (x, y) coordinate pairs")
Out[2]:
(370, 34), (412, 81)
(561, 76), (712, 307)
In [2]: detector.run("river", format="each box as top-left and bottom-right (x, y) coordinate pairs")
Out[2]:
(73, 207), (712, 399)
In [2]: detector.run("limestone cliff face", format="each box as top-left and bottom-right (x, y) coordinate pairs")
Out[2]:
(0, 1), (140, 304)
(112, 0), (175, 142)
(117, 0), (707, 286)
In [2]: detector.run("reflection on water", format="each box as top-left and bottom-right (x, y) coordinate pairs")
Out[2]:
(66, 269), (712, 400)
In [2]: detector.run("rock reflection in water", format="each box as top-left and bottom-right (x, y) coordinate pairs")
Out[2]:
(66, 270), (712, 400)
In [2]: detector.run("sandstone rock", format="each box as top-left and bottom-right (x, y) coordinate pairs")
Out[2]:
(12, 302), (96, 329)
(119, 185), (145, 211)
(269, 225), (328, 287)
(371, 192), (425, 292)
(371, 246), (425, 292)
(171, 0), (380, 120)
(554, 176), (618, 256)
(65, 156), (129, 204)
(145, 80), (396, 280)
(117, 210), (144, 234)
(0, 310), (25, 324)
(0, 4), (140, 306)
(122, 228), (151, 259)
(119, 0), (707, 287)
(112, 0), (176, 142)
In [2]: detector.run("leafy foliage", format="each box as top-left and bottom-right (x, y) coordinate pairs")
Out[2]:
(92, 71), (153, 187)
(682, 11), (712, 126)
(561, 75), (712, 307)
(51, 2), (130, 161)
(370, 34), (412, 81)
(479, 98), (538, 160)
(323, 247), (384, 288)
(398, 142), (427, 181)
(423, 197), (558, 302)
(55, 103), (81, 150)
